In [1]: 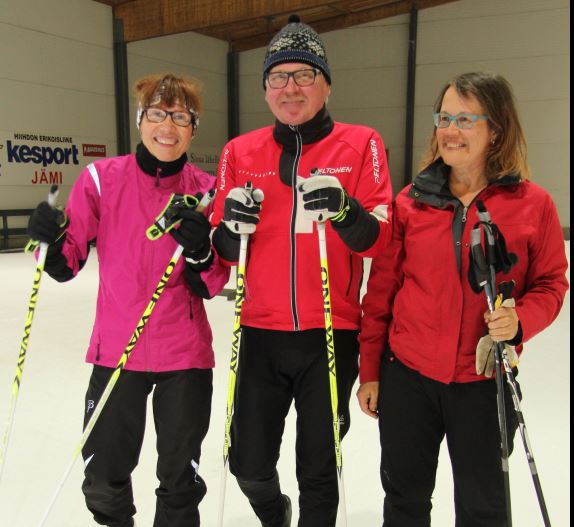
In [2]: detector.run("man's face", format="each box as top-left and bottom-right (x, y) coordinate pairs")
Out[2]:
(264, 62), (331, 126)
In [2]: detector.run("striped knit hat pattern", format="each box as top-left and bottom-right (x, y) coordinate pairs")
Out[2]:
(263, 14), (331, 88)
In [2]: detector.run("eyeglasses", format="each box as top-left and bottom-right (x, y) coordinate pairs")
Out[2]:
(266, 69), (321, 89)
(433, 112), (489, 129)
(144, 107), (198, 128)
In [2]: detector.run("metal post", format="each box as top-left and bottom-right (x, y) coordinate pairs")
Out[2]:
(113, 18), (130, 155)
(403, 4), (418, 187)
(227, 47), (240, 140)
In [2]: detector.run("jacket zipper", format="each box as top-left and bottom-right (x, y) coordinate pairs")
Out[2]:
(453, 189), (487, 275)
(289, 126), (302, 331)
(144, 194), (161, 372)
(346, 253), (354, 296)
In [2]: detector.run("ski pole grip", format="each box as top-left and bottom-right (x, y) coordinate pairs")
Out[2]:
(244, 181), (264, 204)
(47, 185), (59, 207)
(476, 201), (497, 266)
(470, 227), (490, 287)
(196, 188), (216, 214)
(476, 200), (491, 223)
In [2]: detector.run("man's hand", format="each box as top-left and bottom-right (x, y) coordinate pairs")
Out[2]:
(298, 175), (350, 223)
(223, 186), (264, 234)
(356, 381), (379, 419)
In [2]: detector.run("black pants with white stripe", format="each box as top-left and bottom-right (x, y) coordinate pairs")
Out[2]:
(378, 351), (520, 527)
(229, 326), (359, 527)
(81, 366), (212, 527)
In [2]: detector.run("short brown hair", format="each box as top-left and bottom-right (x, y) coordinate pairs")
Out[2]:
(419, 72), (530, 181)
(134, 73), (202, 115)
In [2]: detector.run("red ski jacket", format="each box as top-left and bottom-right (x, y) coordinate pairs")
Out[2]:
(359, 161), (568, 384)
(211, 112), (393, 332)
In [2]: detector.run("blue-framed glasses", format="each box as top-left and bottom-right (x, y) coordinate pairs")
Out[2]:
(433, 112), (489, 129)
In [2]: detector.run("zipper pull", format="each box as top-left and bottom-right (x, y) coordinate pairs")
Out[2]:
(155, 167), (162, 187)
(462, 206), (468, 223)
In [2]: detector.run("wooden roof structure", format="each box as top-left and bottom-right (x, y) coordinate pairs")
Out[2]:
(94, 0), (458, 49)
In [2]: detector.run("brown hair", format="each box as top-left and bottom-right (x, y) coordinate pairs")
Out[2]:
(134, 73), (202, 115)
(419, 72), (530, 181)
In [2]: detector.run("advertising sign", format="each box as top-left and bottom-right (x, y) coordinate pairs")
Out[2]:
(1, 132), (220, 208)
(0, 132), (109, 188)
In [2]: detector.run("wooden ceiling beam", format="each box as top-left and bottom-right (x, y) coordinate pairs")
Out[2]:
(110, 0), (458, 47)
(115, 0), (349, 42)
(230, 0), (457, 51)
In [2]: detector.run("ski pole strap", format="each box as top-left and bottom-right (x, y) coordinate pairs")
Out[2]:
(469, 227), (490, 291)
(146, 193), (200, 240)
(475, 200), (518, 274)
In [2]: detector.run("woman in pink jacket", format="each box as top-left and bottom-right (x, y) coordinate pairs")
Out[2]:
(27, 73), (229, 527)
(357, 72), (568, 526)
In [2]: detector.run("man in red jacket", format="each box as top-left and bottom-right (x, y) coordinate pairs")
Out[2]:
(211, 15), (393, 527)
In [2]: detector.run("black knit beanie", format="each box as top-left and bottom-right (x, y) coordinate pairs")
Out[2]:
(262, 14), (331, 88)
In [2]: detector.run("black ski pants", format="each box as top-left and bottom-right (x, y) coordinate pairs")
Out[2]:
(81, 365), (212, 527)
(229, 326), (359, 527)
(377, 351), (520, 527)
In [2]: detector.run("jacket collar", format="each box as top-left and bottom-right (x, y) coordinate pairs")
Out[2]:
(408, 158), (522, 207)
(273, 105), (334, 148)
(135, 142), (187, 177)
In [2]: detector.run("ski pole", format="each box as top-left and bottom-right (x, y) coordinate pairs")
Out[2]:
(37, 189), (214, 526)
(470, 224), (513, 527)
(217, 232), (248, 527)
(217, 182), (262, 526)
(0, 184), (59, 487)
(476, 202), (551, 527)
(316, 220), (348, 526)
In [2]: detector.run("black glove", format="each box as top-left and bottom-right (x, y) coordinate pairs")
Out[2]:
(170, 208), (212, 265)
(223, 186), (264, 234)
(27, 201), (68, 244)
(298, 175), (350, 223)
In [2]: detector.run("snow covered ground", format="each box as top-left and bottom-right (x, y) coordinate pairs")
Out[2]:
(0, 243), (569, 526)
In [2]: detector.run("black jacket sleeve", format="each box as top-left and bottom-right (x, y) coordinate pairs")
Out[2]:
(331, 198), (380, 253)
(182, 252), (216, 299)
(43, 235), (89, 282)
(212, 223), (241, 262)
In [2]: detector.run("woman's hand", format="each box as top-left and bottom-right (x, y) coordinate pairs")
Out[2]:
(484, 301), (519, 342)
(356, 381), (379, 419)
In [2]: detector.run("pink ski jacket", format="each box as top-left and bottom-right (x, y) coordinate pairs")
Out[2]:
(60, 153), (229, 372)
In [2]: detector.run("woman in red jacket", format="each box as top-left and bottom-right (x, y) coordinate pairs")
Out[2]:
(357, 72), (568, 526)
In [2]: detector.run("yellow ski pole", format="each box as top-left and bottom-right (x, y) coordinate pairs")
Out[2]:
(217, 182), (263, 526)
(0, 184), (59, 487)
(317, 220), (347, 526)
